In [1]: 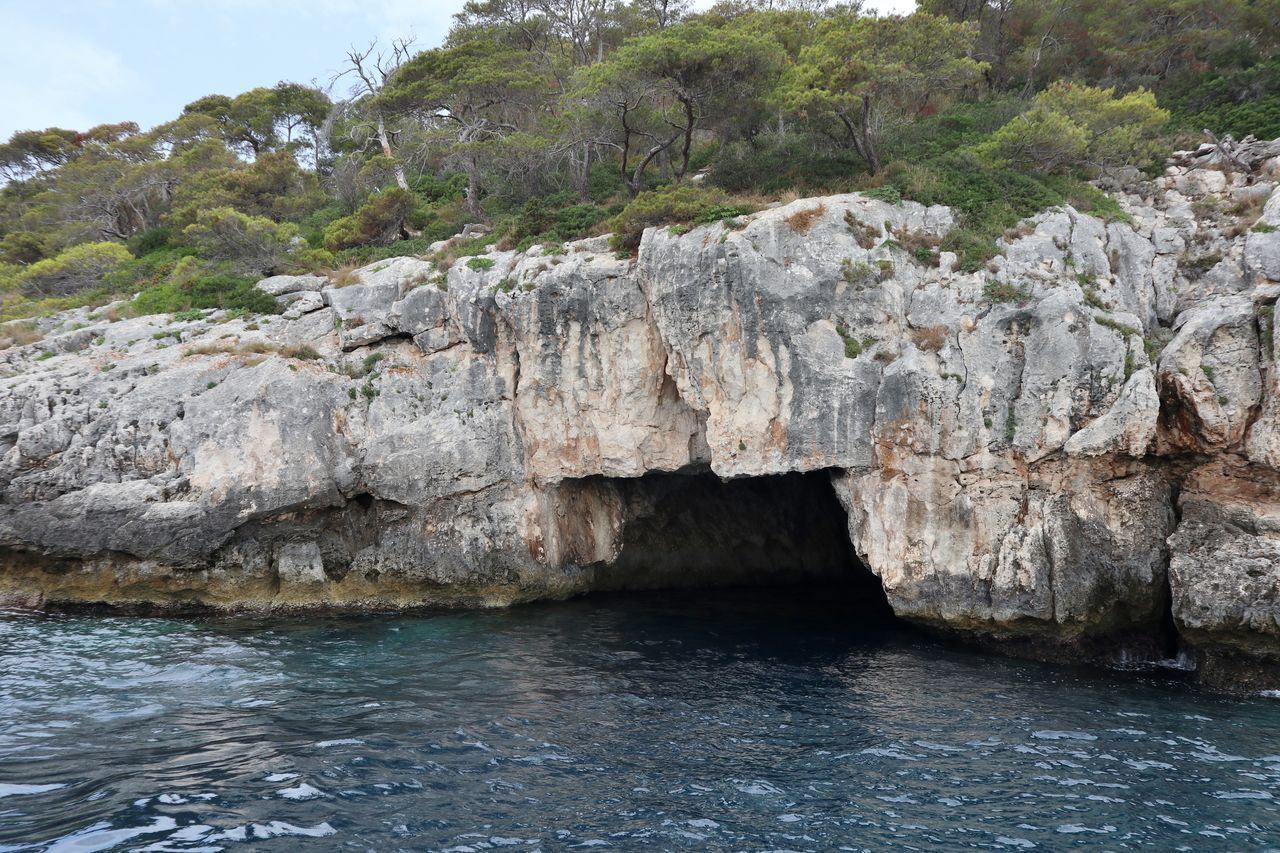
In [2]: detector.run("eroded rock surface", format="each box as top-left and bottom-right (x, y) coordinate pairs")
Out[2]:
(3, 160), (1280, 688)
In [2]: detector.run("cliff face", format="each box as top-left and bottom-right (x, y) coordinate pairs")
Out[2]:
(3, 161), (1280, 687)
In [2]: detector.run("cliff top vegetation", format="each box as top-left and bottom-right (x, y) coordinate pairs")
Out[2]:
(1, 0), (1277, 323)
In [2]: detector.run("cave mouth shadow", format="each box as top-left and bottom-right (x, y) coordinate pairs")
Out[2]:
(577, 468), (892, 617)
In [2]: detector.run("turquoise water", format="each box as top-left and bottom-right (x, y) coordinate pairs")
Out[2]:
(1, 589), (1278, 851)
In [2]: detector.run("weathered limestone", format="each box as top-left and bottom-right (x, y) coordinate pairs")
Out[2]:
(3, 162), (1280, 689)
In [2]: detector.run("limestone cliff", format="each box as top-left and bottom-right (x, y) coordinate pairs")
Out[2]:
(3, 159), (1280, 689)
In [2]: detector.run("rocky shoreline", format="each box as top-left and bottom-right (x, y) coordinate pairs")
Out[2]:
(3, 159), (1280, 690)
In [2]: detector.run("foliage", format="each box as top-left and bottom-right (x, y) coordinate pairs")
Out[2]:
(781, 10), (986, 173)
(862, 186), (901, 205)
(182, 208), (301, 274)
(7, 242), (133, 298)
(1170, 57), (1280, 140)
(608, 185), (734, 250)
(130, 272), (280, 317)
(0, 1), (1275, 323)
(323, 189), (418, 251)
(977, 83), (1169, 175)
(983, 279), (1032, 304)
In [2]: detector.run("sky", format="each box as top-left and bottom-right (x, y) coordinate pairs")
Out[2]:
(0, 0), (916, 140)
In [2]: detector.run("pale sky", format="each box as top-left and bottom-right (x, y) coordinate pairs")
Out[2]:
(0, 0), (916, 140)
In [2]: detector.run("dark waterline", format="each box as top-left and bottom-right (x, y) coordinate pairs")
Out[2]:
(1, 588), (1278, 851)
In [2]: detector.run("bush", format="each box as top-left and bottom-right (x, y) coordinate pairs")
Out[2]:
(693, 203), (755, 226)
(862, 186), (902, 205)
(882, 98), (1025, 164)
(182, 208), (300, 275)
(322, 189), (418, 251)
(977, 83), (1169, 175)
(712, 132), (864, 194)
(882, 152), (1077, 273)
(15, 242), (133, 298)
(408, 172), (468, 204)
(130, 273), (280, 317)
(983, 279), (1032, 304)
(1170, 57), (1280, 140)
(609, 186), (743, 250)
(127, 226), (173, 257)
(550, 205), (608, 240)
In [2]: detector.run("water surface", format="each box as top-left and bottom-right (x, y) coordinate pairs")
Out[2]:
(1, 589), (1279, 850)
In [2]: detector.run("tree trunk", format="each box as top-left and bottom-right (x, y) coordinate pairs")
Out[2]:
(576, 142), (593, 202)
(677, 95), (695, 179)
(376, 112), (409, 190)
(465, 163), (483, 218)
(859, 95), (880, 175)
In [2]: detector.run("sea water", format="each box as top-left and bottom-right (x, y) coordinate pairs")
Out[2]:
(1, 589), (1278, 851)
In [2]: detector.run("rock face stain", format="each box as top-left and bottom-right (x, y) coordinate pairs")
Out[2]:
(3, 170), (1280, 688)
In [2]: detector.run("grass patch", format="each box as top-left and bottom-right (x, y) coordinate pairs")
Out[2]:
(784, 204), (827, 233)
(183, 340), (320, 361)
(983, 279), (1032, 304)
(1094, 314), (1140, 337)
(0, 321), (42, 351)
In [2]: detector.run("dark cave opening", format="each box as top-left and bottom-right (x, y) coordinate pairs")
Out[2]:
(579, 469), (891, 614)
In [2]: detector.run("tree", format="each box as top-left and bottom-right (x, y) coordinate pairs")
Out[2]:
(0, 128), (81, 182)
(322, 188), (419, 250)
(270, 83), (332, 153)
(182, 85), (331, 160)
(381, 36), (548, 214)
(628, 0), (690, 29)
(783, 11), (986, 174)
(576, 19), (785, 193)
(335, 39), (418, 190)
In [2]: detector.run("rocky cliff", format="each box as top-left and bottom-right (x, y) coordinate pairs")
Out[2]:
(3, 159), (1280, 689)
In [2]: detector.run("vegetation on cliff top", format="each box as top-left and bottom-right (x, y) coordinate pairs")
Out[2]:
(1, 0), (1277, 323)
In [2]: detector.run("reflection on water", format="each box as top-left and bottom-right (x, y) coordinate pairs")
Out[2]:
(1, 588), (1278, 851)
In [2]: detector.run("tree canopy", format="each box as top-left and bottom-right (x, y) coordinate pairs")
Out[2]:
(0, 0), (1276, 321)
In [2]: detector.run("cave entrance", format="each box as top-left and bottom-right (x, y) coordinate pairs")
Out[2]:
(581, 469), (890, 613)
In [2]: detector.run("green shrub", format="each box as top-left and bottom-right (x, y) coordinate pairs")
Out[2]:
(130, 273), (280, 317)
(609, 185), (731, 251)
(550, 205), (607, 240)
(14, 242), (134, 298)
(408, 172), (468, 204)
(976, 83), (1169, 175)
(882, 98), (1025, 164)
(466, 256), (496, 271)
(1064, 182), (1133, 224)
(983, 279), (1032, 304)
(862, 185), (902, 205)
(693, 203), (756, 226)
(322, 189), (418, 251)
(1094, 314), (1139, 337)
(182, 207), (300, 274)
(712, 133), (865, 194)
(881, 151), (1095, 274)
(942, 228), (998, 273)
(127, 226), (173, 257)
(1170, 57), (1280, 140)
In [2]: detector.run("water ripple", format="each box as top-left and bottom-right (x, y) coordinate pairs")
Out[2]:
(1, 592), (1278, 850)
